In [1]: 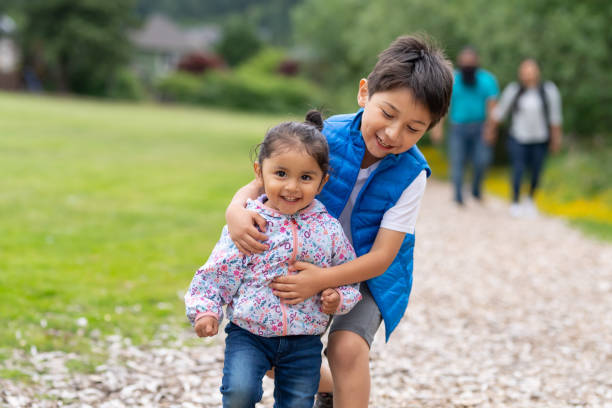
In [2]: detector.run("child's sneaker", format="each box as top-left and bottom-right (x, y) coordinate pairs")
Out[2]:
(314, 392), (333, 408)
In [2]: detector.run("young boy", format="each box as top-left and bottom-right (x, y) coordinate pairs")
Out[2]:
(225, 35), (453, 407)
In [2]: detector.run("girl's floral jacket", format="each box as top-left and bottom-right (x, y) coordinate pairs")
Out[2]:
(185, 197), (361, 337)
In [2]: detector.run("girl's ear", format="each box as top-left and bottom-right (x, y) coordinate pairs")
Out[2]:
(317, 173), (330, 193)
(254, 162), (263, 182)
(357, 79), (369, 108)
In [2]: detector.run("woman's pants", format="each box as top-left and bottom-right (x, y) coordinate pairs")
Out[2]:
(507, 137), (549, 203)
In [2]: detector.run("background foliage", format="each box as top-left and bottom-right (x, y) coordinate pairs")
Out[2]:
(17, 0), (136, 96)
(292, 0), (612, 139)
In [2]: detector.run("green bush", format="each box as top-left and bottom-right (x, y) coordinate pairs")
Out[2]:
(237, 48), (287, 76)
(542, 147), (612, 203)
(156, 70), (323, 114)
(106, 69), (148, 101)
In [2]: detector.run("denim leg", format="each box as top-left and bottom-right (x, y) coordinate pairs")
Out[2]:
(527, 142), (549, 197)
(472, 125), (491, 199)
(273, 335), (322, 408)
(508, 137), (526, 203)
(221, 324), (273, 408)
(449, 124), (467, 203)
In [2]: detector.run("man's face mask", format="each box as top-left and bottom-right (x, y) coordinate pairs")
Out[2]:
(460, 65), (477, 86)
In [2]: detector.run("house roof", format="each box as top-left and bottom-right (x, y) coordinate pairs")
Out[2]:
(129, 14), (217, 54)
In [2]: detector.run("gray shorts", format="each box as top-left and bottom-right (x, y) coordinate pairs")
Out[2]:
(329, 282), (382, 349)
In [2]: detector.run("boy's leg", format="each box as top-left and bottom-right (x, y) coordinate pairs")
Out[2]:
(318, 358), (333, 392)
(273, 335), (322, 408)
(221, 323), (273, 408)
(326, 283), (383, 408)
(327, 330), (371, 408)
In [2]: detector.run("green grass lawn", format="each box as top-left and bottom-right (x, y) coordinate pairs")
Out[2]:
(0, 92), (290, 354)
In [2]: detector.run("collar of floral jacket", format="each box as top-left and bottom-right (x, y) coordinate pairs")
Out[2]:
(246, 196), (328, 220)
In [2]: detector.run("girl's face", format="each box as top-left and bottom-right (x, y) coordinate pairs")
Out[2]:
(254, 148), (328, 214)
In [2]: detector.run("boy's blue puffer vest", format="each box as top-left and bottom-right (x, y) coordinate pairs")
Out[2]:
(317, 109), (431, 341)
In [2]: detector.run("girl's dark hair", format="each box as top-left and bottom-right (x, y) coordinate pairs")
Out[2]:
(254, 109), (329, 176)
(366, 34), (454, 129)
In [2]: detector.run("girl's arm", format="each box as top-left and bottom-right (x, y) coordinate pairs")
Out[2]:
(225, 180), (269, 255)
(185, 228), (247, 324)
(270, 227), (405, 304)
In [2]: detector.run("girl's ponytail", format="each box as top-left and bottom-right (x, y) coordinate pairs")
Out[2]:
(304, 109), (324, 131)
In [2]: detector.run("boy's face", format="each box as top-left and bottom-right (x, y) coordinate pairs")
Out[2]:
(357, 79), (432, 166)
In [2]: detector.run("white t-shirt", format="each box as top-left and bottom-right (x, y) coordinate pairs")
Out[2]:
(491, 81), (562, 144)
(338, 163), (427, 244)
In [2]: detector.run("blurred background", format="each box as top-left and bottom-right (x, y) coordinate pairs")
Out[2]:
(0, 0), (610, 392)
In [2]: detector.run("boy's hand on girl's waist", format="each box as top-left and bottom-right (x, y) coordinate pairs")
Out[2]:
(270, 261), (325, 304)
(195, 316), (219, 337)
(320, 288), (340, 314)
(227, 208), (269, 256)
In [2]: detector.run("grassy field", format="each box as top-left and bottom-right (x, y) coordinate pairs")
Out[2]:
(0, 92), (290, 356)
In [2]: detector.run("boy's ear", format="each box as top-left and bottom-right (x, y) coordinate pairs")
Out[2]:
(317, 173), (330, 193)
(357, 78), (369, 108)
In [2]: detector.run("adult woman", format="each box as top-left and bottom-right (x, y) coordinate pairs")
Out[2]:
(488, 59), (563, 216)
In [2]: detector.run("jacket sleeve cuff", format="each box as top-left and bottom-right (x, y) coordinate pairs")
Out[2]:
(195, 311), (219, 322)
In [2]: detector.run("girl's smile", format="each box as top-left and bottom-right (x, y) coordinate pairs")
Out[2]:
(254, 149), (328, 215)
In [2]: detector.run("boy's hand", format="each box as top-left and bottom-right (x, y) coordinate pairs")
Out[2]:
(270, 262), (326, 304)
(194, 316), (218, 337)
(226, 206), (269, 256)
(320, 288), (340, 314)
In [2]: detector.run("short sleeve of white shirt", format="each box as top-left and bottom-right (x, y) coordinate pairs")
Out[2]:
(338, 167), (427, 243)
(380, 170), (427, 234)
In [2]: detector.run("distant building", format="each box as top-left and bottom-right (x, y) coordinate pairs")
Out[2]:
(0, 14), (20, 90)
(129, 14), (220, 82)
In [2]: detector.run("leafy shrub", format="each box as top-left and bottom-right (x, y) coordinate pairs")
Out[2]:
(156, 70), (323, 114)
(237, 48), (286, 76)
(542, 148), (612, 203)
(106, 69), (147, 101)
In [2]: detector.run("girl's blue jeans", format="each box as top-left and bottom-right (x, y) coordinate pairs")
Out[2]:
(221, 322), (322, 408)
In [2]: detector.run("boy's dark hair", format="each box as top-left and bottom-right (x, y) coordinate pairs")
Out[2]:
(367, 34), (454, 129)
(255, 110), (329, 176)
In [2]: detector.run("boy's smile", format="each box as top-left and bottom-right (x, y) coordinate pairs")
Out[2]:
(357, 79), (432, 168)
(254, 149), (328, 215)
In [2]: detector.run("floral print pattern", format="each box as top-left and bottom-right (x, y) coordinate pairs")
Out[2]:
(185, 198), (361, 337)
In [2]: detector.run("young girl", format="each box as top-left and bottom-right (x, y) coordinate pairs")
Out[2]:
(185, 110), (361, 408)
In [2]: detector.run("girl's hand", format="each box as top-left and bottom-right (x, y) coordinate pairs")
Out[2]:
(195, 316), (218, 337)
(270, 261), (326, 304)
(320, 288), (340, 314)
(226, 206), (269, 256)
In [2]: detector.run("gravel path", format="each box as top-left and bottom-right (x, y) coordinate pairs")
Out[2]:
(2, 180), (611, 407)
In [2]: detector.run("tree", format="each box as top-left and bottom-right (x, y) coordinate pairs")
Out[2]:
(216, 16), (262, 67)
(20, 0), (136, 96)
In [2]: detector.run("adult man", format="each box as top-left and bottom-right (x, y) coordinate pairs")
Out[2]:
(431, 46), (499, 205)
